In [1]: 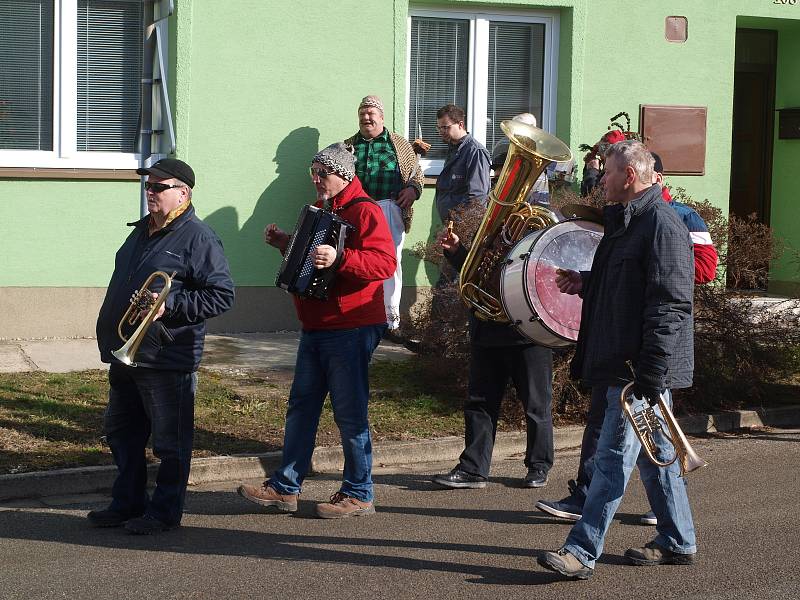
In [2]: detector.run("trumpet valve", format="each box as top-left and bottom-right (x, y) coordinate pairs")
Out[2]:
(635, 406), (662, 433)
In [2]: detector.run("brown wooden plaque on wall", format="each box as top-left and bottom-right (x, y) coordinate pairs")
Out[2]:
(639, 104), (707, 175)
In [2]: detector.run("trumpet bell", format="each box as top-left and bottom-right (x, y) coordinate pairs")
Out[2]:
(111, 340), (137, 366)
(500, 120), (572, 164)
(112, 270), (175, 368)
(620, 382), (708, 477)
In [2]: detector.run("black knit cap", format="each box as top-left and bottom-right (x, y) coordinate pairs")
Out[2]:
(137, 158), (195, 188)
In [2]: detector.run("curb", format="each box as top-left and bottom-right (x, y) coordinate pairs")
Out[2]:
(0, 407), (797, 502)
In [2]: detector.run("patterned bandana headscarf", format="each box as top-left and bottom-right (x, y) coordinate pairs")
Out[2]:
(358, 95), (384, 115)
(312, 142), (356, 181)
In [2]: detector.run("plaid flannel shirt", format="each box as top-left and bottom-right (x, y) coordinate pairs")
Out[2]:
(352, 128), (400, 201)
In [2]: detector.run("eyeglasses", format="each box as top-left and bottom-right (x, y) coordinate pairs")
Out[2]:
(144, 181), (185, 193)
(309, 167), (334, 179)
(436, 122), (459, 132)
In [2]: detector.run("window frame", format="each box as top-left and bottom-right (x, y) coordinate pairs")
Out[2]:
(406, 7), (560, 176)
(0, 0), (153, 170)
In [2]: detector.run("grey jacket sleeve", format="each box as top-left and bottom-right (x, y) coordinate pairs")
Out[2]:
(465, 145), (491, 202)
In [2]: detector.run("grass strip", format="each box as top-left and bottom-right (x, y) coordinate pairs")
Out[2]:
(0, 359), (465, 475)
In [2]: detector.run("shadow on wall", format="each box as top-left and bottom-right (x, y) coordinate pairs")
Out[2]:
(203, 126), (321, 284)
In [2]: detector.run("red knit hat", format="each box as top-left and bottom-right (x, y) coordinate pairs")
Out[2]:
(601, 130), (626, 145)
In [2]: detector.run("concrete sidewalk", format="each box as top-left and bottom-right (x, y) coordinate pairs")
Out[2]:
(0, 332), (415, 374)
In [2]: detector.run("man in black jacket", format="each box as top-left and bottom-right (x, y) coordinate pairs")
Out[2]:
(431, 229), (553, 490)
(538, 141), (697, 579)
(90, 158), (234, 534)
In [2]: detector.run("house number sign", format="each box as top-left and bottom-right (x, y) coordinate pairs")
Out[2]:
(773, 0), (797, 4)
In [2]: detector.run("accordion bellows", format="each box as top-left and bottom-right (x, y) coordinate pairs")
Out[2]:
(275, 205), (352, 300)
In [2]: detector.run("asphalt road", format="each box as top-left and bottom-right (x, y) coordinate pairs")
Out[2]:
(1, 429), (798, 600)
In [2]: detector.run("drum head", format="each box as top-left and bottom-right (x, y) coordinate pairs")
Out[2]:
(524, 219), (603, 342)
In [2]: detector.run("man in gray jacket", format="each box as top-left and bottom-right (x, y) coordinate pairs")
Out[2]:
(433, 104), (491, 223)
(538, 140), (697, 579)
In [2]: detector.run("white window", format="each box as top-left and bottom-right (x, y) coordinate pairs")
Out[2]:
(0, 0), (145, 169)
(407, 9), (560, 175)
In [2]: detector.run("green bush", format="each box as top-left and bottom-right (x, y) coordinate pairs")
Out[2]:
(405, 184), (800, 422)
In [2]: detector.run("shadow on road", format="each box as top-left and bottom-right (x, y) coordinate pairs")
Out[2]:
(0, 509), (570, 586)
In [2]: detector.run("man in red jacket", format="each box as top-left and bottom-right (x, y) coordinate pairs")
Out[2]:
(652, 152), (718, 285)
(237, 142), (396, 518)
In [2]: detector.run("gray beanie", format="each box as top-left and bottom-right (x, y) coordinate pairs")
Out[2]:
(312, 142), (356, 181)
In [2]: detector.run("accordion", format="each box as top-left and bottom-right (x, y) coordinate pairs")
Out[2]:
(275, 204), (352, 300)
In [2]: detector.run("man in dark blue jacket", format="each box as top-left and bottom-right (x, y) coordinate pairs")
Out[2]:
(538, 141), (697, 579)
(90, 158), (234, 534)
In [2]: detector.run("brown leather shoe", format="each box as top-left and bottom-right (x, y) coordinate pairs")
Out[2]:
(315, 492), (375, 519)
(625, 541), (696, 566)
(237, 482), (298, 513)
(537, 548), (594, 579)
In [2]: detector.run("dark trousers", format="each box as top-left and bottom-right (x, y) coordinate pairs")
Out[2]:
(574, 385), (608, 495)
(458, 344), (554, 478)
(104, 363), (196, 526)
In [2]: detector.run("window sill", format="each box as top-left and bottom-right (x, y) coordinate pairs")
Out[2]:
(0, 167), (140, 180)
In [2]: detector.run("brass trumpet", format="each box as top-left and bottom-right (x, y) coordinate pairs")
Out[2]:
(112, 270), (176, 367)
(620, 382), (708, 477)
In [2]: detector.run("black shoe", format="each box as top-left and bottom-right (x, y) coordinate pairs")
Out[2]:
(124, 515), (176, 535)
(87, 508), (136, 528)
(639, 510), (658, 526)
(535, 480), (585, 520)
(402, 337), (422, 353)
(523, 468), (548, 488)
(432, 467), (487, 489)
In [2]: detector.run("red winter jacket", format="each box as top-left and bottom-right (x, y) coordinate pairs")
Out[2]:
(661, 187), (719, 284)
(293, 177), (396, 330)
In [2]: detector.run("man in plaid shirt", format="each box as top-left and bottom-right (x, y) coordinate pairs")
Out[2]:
(345, 95), (423, 340)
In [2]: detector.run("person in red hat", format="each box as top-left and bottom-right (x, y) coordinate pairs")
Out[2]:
(580, 129), (627, 197)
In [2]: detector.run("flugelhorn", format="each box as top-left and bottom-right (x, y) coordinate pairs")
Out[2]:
(112, 270), (176, 367)
(620, 382), (708, 477)
(459, 120), (571, 322)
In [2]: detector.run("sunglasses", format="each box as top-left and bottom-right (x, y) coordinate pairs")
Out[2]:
(309, 167), (334, 179)
(144, 181), (185, 193)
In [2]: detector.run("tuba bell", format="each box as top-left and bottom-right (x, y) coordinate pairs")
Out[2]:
(620, 382), (708, 477)
(459, 120), (572, 322)
(112, 270), (176, 367)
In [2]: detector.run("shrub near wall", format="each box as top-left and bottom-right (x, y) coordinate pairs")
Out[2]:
(407, 188), (800, 428)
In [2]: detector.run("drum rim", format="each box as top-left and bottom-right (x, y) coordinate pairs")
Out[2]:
(499, 228), (567, 347)
(527, 218), (603, 341)
(502, 218), (603, 344)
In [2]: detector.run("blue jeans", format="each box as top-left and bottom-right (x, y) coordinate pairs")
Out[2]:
(574, 386), (609, 495)
(269, 325), (386, 502)
(104, 364), (196, 526)
(564, 385), (697, 568)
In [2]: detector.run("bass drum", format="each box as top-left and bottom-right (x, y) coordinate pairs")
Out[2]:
(500, 219), (604, 348)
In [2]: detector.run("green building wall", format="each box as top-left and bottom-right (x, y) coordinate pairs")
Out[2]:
(1, 0), (799, 337)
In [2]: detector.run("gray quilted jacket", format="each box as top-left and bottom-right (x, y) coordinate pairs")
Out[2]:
(570, 184), (695, 390)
